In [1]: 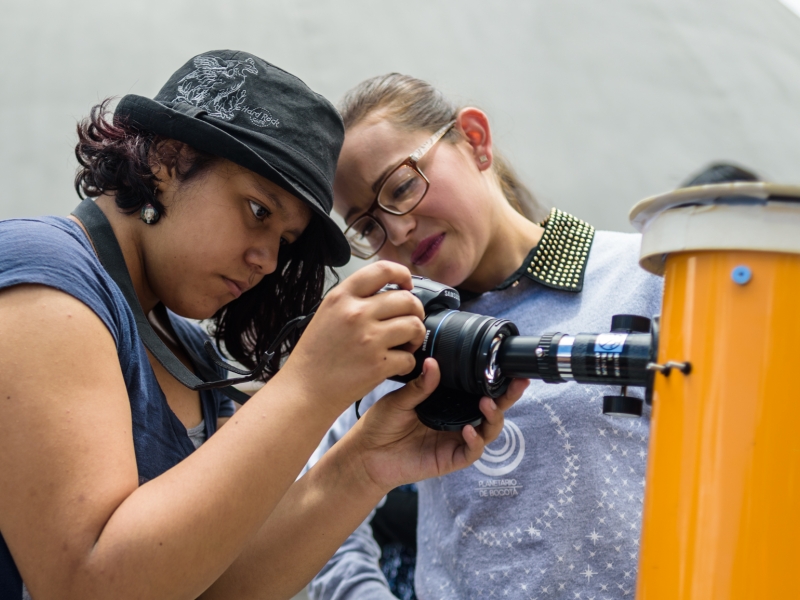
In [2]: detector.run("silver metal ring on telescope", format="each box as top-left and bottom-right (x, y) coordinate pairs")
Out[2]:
(557, 335), (575, 380)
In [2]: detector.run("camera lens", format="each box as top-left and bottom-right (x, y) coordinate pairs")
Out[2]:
(421, 309), (518, 396)
(412, 309), (518, 430)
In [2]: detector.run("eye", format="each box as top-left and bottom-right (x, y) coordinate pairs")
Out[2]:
(249, 200), (271, 221)
(391, 178), (420, 201)
(358, 219), (376, 239)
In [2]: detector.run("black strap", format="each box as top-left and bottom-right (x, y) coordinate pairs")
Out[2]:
(72, 199), (250, 404)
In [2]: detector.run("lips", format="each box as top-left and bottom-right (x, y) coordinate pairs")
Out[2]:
(411, 233), (445, 266)
(222, 277), (249, 299)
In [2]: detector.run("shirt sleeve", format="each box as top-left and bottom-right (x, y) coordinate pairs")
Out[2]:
(308, 517), (396, 600)
(304, 381), (403, 600)
(218, 398), (236, 418)
(0, 219), (123, 346)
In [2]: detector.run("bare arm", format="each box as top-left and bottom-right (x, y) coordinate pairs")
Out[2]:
(203, 423), (389, 600)
(0, 286), (347, 599)
(0, 262), (429, 600)
(203, 362), (528, 600)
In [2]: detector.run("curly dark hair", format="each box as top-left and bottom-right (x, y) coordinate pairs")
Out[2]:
(75, 99), (333, 380)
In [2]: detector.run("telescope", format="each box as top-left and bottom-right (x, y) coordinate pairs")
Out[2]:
(391, 183), (800, 599)
(393, 182), (800, 598)
(386, 276), (679, 431)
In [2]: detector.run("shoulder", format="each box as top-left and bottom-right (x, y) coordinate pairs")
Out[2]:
(0, 217), (95, 265)
(587, 232), (653, 280)
(587, 230), (643, 271)
(0, 217), (130, 345)
(0, 217), (103, 284)
(585, 230), (663, 314)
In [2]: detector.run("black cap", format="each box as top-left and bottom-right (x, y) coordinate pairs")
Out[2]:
(115, 50), (350, 266)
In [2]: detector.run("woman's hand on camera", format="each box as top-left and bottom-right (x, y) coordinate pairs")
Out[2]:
(347, 358), (529, 492)
(278, 261), (426, 413)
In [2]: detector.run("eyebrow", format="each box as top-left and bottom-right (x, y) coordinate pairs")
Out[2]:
(252, 180), (286, 212)
(344, 205), (361, 224)
(343, 162), (400, 225)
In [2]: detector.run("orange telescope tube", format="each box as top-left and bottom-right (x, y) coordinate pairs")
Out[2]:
(630, 183), (800, 599)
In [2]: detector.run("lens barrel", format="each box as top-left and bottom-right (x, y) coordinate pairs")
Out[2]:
(388, 275), (658, 431)
(497, 332), (654, 387)
(405, 318), (654, 430)
(378, 279), (658, 431)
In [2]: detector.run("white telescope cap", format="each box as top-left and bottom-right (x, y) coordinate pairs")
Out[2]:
(629, 182), (800, 275)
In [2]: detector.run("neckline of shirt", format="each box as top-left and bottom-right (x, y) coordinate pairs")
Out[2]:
(458, 208), (595, 302)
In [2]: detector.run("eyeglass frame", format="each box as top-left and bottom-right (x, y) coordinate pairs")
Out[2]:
(344, 120), (457, 258)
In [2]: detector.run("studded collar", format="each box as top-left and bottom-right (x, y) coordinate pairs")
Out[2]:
(491, 208), (595, 294)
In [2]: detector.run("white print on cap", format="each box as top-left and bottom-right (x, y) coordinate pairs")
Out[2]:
(173, 55), (280, 128)
(473, 419), (525, 476)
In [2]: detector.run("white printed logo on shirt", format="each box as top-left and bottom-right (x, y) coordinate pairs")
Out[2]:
(474, 419), (526, 476)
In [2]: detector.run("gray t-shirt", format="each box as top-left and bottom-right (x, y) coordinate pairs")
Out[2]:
(306, 231), (663, 600)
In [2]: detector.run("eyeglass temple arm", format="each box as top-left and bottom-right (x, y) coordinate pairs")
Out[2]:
(409, 120), (456, 162)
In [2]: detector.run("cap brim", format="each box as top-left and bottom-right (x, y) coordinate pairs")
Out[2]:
(116, 95), (351, 267)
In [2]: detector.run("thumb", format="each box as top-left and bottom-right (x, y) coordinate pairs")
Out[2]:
(386, 358), (441, 411)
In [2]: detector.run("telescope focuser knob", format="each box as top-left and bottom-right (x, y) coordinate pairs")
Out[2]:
(610, 314), (652, 334)
(603, 386), (644, 418)
(602, 395), (644, 418)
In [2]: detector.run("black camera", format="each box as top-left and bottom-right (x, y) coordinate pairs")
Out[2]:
(386, 276), (671, 431)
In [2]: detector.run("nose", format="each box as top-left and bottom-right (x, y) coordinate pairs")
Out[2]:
(244, 238), (279, 276)
(381, 212), (416, 247)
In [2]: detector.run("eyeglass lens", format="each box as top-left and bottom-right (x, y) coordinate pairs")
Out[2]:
(345, 166), (430, 258)
(379, 165), (428, 213)
(345, 214), (386, 259)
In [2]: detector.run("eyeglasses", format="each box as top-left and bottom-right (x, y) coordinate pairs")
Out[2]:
(344, 120), (456, 259)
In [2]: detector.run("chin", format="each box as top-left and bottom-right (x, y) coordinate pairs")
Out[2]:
(191, 307), (223, 320)
(444, 275), (469, 288)
(416, 247), (472, 287)
(166, 296), (225, 321)
(421, 259), (469, 287)
(413, 267), (463, 288)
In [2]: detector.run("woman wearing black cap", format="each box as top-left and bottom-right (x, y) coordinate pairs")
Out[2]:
(0, 51), (525, 600)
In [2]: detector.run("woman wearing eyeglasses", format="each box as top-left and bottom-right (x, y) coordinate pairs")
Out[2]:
(306, 74), (664, 600)
(0, 53), (526, 600)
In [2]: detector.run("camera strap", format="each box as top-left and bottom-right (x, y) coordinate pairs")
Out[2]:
(71, 198), (252, 403)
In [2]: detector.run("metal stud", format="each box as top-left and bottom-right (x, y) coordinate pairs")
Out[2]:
(526, 210), (593, 290)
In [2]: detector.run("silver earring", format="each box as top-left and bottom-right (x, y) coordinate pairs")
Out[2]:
(140, 189), (160, 224)
(479, 155), (489, 164)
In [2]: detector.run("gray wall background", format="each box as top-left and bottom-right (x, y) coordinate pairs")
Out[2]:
(2, 0), (800, 277)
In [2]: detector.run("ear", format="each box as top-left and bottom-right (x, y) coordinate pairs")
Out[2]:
(455, 107), (494, 171)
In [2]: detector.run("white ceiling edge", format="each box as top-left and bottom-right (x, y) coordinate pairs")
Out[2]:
(779, 0), (800, 17)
